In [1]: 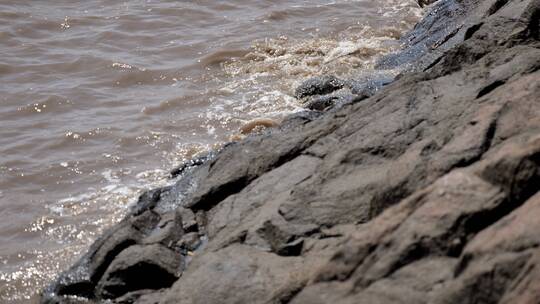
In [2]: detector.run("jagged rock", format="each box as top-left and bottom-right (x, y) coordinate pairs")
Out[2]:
(376, 0), (466, 71)
(96, 244), (182, 299)
(304, 95), (340, 111)
(131, 189), (163, 216)
(292, 136), (540, 303)
(42, 220), (145, 300)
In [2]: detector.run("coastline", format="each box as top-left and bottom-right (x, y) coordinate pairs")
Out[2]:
(43, 0), (540, 303)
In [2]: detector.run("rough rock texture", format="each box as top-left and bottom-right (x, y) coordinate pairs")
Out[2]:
(294, 75), (344, 99)
(42, 0), (540, 303)
(96, 244), (181, 299)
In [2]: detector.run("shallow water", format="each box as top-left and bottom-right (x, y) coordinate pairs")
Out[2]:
(0, 1), (422, 302)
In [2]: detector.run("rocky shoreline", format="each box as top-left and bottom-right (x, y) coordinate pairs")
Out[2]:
(42, 0), (540, 303)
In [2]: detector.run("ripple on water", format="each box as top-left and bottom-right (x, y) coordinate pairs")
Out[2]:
(0, 165), (176, 302)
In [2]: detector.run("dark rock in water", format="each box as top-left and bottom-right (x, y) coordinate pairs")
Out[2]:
(169, 152), (212, 179)
(294, 75), (344, 99)
(141, 210), (184, 246)
(304, 94), (344, 111)
(96, 244), (182, 299)
(42, 0), (540, 302)
(130, 188), (163, 216)
(178, 207), (198, 232)
(41, 168), (201, 302)
(300, 74), (394, 112)
(41, 220), (144, 301)
(376, 0), (467, 71)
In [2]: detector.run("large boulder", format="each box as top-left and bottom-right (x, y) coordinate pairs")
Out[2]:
(96, 244), (182, 299)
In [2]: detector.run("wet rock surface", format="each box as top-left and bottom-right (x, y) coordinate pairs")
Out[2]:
(294, 75), (344, 99)
(42, 0), (540, 303)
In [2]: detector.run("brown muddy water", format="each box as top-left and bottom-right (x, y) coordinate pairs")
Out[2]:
(0, 1), (423, 302)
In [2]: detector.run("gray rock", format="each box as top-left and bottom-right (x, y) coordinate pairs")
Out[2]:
(96, 244), (182, 299)
(178, 207), (197, 232)
(169, 152), (212, 179)
(160, 245), (309, 304)
(294, 75), (344, 99)
(304, 94), (340, 111)
(346, 74), (394, 98)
